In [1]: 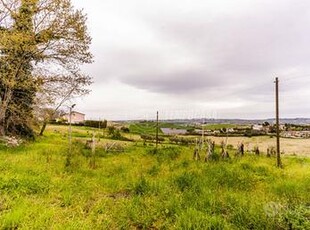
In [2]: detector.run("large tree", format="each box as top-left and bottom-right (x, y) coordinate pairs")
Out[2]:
(0, 0), (93, 137)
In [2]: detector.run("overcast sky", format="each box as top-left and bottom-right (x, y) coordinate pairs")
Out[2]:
(71, 0), (310, 120)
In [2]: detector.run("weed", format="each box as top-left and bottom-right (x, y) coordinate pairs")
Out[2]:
(174, 172), (201, 192)
(132, 176), (150, 195)
(147, 165), (160, 176)
(281, 205), (310, 229)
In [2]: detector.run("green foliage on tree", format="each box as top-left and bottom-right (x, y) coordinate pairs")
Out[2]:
(0, 0), (93, 137)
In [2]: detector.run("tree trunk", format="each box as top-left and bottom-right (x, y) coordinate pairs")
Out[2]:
(0, 107), (7, 137)
(39, 120), (47, 136)
(0, 88), (13, 136)
(0, 107), (5, 136)
(0, 123), (5, 136)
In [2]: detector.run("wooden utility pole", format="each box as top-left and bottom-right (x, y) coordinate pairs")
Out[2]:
(90, 132), (96, 169)
(275, 77), (282, 167)
(98, 118), (101, 141)
(68, 104), (75, 157)
(156, 111), (159, 150)
(66, 104), (76, 167)
(201, 118), (204, 150)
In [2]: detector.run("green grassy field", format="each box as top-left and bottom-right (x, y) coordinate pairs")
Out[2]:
(129, 122), (159, 135)
(129, 122), (188, 135)
(0, 125), (309, 229)
(203, 124), (248, 130)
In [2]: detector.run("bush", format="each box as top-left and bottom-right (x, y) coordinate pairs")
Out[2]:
(84, 120), (107, 128)
(120, 127), (130, 133)
(169, 136), (194, 146)
(107, 127), (130, 141)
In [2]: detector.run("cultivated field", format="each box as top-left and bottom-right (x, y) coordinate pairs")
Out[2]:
(207, 136), (310, 157)
(127, 122), (310, 156)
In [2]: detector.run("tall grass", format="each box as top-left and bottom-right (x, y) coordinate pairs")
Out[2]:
(0, 125), (309, 229)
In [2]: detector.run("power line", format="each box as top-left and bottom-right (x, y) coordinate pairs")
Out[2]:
(277, 73), (310, 82)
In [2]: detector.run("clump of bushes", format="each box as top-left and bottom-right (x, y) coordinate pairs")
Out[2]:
(108, 126), (130, 141)
(169, 136), (195, 146)
(84, 120), (107, 128)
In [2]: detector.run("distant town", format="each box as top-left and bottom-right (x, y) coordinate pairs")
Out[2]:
(55, 111), (310, 139)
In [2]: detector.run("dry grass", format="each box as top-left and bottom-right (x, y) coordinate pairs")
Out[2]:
(47, 125), (310, 156)
(208, 136), (310, 156)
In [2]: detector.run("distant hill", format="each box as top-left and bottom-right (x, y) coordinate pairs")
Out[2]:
(120, 118), (310, 125)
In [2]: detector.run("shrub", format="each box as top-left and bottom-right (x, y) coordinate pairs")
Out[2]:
(84, 120), (107, 128)
(120, 127), (130, 133)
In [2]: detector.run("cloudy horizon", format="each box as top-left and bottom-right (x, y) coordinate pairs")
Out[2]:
(71, 0), (310, 120)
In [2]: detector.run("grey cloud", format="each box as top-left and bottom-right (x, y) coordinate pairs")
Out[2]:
(125, 0), (310, 88)
(120, 70), (221, 93)
(97, 0), (310, 100)
(76, 0), (310, 118)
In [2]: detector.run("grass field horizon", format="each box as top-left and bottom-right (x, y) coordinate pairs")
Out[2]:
(0, 124), (309, 229)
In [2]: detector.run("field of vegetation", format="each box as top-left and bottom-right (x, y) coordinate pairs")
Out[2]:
(129, 121), (188, 135)
(202, 124), (246, 130)
(0, 125), (309, 229)
(207, 136), (310, 157)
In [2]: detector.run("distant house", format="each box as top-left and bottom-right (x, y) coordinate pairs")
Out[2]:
(161, 128), (187, 135)
(62, 111), (85, 124)
(252, 124), (264, 131)
(227, 128), (235, 133)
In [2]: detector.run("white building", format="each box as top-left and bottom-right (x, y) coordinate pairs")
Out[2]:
(62, 111), (85, 124)
(252, 124), (264, 131)
(161, 128), (187, 135)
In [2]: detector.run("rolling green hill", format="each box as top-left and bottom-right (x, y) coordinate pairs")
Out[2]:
(129, 122), (188, 135)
